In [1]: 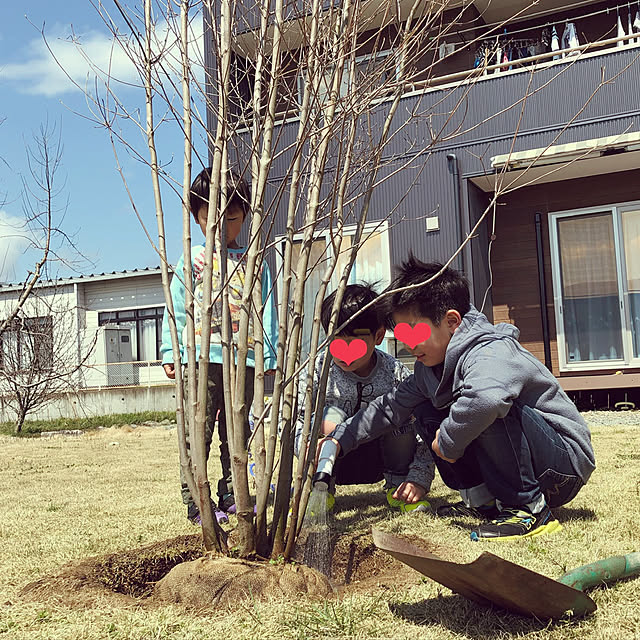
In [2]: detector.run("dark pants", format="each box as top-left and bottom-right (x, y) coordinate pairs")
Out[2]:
(334, 422), (417, 489)
(181, 364), (254, 507)
(413, 401), (583, 509)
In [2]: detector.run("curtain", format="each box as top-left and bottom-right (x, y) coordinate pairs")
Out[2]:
(557, 212), (622, 362)
(622, 209), (640, 357)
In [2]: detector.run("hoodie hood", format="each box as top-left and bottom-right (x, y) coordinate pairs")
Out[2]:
(431, 306), (520, 409)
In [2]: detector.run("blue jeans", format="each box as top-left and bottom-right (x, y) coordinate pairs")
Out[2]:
(413, 401), (584, 508)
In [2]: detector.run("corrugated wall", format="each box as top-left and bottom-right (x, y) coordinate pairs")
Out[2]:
(204, 10), (640, 287)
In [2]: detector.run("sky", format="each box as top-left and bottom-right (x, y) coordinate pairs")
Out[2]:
(0, 0), (207, 284)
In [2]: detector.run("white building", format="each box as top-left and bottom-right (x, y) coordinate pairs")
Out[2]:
(0, 268), (176, 421)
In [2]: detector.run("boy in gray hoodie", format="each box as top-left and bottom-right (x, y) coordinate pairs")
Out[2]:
(326, 256), (595, 541)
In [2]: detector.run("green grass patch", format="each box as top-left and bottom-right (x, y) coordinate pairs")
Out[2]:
(0, 411), (175, 437)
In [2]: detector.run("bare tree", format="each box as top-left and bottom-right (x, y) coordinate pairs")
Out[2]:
(51, 0), (619, 558)
(0, 122), (87, 337)
(0, 289), (96, 433)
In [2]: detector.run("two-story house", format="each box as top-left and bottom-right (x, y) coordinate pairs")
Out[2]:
(204, 0), (640, 409)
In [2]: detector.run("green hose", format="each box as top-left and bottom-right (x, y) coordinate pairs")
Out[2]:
(557, 552), (640, 592)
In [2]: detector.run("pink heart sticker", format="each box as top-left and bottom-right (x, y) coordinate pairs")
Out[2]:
(394, 323), (431, 349)
(329, 338), (367, 365)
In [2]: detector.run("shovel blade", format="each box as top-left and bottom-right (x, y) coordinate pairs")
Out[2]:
(372, 529), (596, 619)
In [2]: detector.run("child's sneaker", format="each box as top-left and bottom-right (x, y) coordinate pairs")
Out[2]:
(220, 492), (237, 514)
(187, 502), (229, 526)
(386, 488), (431, 513)
(220, 492), (258, 516)
(470, 504), (562, 541)
(436, 500), (500, 520)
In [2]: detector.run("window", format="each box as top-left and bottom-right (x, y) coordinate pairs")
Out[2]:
(549, 202), (640, 370)
(98, 307), (164, 361)
(0, 316), (53, 372)
(298, 50), (398, 108)
(276, 222), (391, 354)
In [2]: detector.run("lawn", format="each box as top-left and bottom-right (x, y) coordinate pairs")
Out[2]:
(0, 415), (638, 639)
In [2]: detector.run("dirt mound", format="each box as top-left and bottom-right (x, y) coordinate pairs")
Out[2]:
(153, 556), (333, 606)
(20, 530), (416, 610)
(20, 534), (203, 607)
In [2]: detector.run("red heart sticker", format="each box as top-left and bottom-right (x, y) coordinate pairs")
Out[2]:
(329, 338), (367, 365)
(394, 323), (431, 349)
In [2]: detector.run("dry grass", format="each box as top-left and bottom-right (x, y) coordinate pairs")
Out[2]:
(0, 419), (639, 639)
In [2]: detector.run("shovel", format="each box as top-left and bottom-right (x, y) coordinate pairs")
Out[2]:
(372, 528), (640, 619)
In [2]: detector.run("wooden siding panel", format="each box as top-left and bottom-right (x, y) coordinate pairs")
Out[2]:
(490, 168), (640, 376)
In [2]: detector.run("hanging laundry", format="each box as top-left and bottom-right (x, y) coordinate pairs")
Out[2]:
(617, 14), (626, 47)
(634, 10), (640, 44)
(551, 25), (560, 59)
(628, 9), (633, 41)
(561, 22), (579, 56)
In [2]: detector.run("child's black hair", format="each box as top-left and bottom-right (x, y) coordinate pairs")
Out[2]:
(321, 283), (383, 336)
(384, 253), (471, 327)
(189, 167), (250, 222)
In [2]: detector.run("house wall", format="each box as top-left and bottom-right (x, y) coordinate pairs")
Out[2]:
(0, 383), (176, 422)
(489, 168), (640, 377)
(81, 273), (167, 387)
(207, 5), (640, 389)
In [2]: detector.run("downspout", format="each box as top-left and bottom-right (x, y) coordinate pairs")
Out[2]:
(74, 282), (83, 388)
(446, 154), (465, 273)
(535, 212), (553, 371)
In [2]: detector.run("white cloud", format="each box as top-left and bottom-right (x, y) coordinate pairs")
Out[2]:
(1, 19), (204, 98)
(0, 211), (31, 283)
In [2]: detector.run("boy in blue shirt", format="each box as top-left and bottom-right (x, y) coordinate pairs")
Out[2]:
(325, 256), (595, 540)
(161, 168), (278, 525)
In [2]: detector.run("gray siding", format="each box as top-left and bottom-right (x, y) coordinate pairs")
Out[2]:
(204, 17), (640, 289)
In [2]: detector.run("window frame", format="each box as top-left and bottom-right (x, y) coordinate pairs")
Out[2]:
(297, 48), (398, 108)
(98, 306), (164, 362)
(274, 220), (392, 351)
(0, 315), (54, 373)
(548, 199), (640, 372)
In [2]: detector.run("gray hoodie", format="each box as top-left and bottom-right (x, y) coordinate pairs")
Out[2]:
(330, 306), (595, 484)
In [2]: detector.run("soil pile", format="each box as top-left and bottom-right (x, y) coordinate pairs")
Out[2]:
(152, 556), (333, 606)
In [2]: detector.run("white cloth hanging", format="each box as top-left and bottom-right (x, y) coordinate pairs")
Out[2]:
(551, 25), (560, 59)
(617, 14), (626, 47)
(494, 45), (502, 73)
(561, 22), (579, 55)
(634, 10), (640, 44)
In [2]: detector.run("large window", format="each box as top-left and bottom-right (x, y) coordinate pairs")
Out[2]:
(98, 307), (164, 361)
(276, 222), (391, 354)
(549, 202), (640, 370)
(0, 316), (53, 372)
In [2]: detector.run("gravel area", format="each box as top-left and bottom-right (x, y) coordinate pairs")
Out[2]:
(580, 409), (640, 427)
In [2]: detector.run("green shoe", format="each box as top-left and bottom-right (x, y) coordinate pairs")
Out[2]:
(470, 505), (562, 541)
(386, 488), (430, 513)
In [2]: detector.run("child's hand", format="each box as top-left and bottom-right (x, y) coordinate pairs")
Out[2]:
(163, 363), (176, 379)
(431, 428), (457, 463)
(393, 481), (426, 503)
